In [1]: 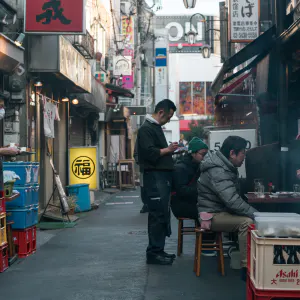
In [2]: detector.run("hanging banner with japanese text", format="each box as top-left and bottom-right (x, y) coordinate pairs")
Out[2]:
(25, 0), (86, 34)
(69, 147), (98, 190)
(229, 0), (260, 42)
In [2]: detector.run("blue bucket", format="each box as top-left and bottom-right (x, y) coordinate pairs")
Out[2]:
(66, 184), (91, 212)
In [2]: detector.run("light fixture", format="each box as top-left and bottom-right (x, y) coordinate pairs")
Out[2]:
(72, 98), (79, 105)
(34, 81), (43, 87)
(34, 81), (43, 94)
(202, 46), (211, 59)
(183, 0), (197, 9)
(186, 30), (197, 44)
(177, 43), (183, 50)
(246, 112), (253, 116)
(14, 33), (25, 47)
(62, 97), (69, 102)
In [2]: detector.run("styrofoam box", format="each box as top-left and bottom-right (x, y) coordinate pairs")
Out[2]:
(250, 230), (300, 291)
(255, 217), (300, 237)
(254, 212), (300, 218)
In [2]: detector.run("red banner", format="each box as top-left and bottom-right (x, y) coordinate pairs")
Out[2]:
(25, 0), (85, 34)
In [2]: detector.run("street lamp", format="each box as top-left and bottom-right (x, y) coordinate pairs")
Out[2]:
(183, 0), (197, 9)
(201, 45), (211, 59)
(184, 13), (206, 45)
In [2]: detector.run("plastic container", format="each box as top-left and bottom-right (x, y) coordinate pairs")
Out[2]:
(6, 205), (39, 229)
(66, 184), (91, 212)
(5, 187), (31, 208)
(31, 162), (39, 184)
(255, 217), (300, 237)
(254, 212), (300, 218)
(3, 162), (32, 186)
(31, 185), (39, 206)
(250, 230), (300, 291)
(0, 213), (7, 246)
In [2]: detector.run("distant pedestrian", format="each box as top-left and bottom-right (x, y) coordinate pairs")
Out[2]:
(136, 99), (178, 265)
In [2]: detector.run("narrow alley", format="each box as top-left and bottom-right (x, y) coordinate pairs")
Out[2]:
(0, 189), (245, 300)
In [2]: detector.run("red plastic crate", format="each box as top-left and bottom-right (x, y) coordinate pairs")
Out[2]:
(247, 224), (256, 273)
(0, 243), (8, 273)
(13, 227), (32, 258)
(31, 226), (37, 253)
(0, 198), (5, 214)
(247, 274), (300, 299)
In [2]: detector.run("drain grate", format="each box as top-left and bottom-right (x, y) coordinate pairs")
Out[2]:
(128, 230), (147, 235)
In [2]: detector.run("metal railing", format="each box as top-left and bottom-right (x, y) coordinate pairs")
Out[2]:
(65, 30), (95, 59)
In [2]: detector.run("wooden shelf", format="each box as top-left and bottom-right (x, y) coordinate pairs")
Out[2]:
(5, 193), (20, 202)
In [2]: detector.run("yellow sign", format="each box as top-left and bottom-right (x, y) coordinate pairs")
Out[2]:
(69, 147), (98, 189)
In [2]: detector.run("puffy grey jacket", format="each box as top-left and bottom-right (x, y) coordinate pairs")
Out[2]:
(197, 151), (257, 219)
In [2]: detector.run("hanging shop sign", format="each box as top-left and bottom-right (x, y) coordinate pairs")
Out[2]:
(69, 147), (98, 190)
(155, 48), (167, 67)
(121, 16), (135, 45)
(59, 36), (91, 93)
(122, 47), (134, 89)
(113, 56), (132, 76)
(25, 0), (86, 34)
(229, 0), (260, 43)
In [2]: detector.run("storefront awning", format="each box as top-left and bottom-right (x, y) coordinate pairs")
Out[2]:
(215, 72), (252, 103)
(211, 26), (276, 97)
(105, 84), (134, 98)
(0, 33), (24, 73)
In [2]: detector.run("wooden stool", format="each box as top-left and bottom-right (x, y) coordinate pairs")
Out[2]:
(177, 218), (197, 256)
(6, 218), (18, 266)
(194, 228), (225, 277)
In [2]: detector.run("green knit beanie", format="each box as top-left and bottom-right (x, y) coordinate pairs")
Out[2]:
(188, 137), (208, 153)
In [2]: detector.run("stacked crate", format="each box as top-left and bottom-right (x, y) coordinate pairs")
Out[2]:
(247, 229), (300, 299)
(3, 162), (39, 258)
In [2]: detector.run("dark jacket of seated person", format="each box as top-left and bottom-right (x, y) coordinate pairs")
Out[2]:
(197, 149), (256, 219)
(171, 137), (208, 220)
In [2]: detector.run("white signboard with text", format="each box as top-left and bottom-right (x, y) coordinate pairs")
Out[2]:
(229, 0), (260, 42)
(113, 56), (132, 76)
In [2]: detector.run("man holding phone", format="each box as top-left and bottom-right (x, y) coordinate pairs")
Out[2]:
(136, 99), (178, 265)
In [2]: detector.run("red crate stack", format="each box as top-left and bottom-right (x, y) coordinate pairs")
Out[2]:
(247, 223), (255, 274)
(0, 197), (5, 214)
(31, 226), (37, 253)
(13, 226), (33, 258)
(247, 276), (300, 299)
(0, 243), (8, 273)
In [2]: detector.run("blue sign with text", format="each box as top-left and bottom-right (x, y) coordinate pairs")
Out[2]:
(155, 48), (167, 67)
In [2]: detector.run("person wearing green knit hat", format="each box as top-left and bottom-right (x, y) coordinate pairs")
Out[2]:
(171, 137), (208, 222)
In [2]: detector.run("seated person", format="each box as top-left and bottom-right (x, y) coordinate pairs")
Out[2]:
(171, 137), (208, 221)
(197, 136), (257, 281)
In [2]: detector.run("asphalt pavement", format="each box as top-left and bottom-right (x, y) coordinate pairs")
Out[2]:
(0, 188), (246, 300)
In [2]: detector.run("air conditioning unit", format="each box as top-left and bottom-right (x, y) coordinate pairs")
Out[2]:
(121, 2), (131, 15)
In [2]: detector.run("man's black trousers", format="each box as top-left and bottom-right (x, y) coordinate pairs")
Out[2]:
(143, 170), (172, 255)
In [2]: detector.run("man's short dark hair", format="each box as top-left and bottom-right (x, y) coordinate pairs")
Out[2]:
(220, 136), (247, 159)
(154, 99), (176, 113)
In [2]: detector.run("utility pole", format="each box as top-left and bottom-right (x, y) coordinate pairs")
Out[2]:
(136, 0), (143, 107)
(276, 0), (288, 191)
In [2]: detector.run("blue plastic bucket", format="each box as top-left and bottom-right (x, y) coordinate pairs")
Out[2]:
(66, 184), (91, 212)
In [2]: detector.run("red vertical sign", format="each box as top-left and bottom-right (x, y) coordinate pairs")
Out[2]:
(25, 0), (85, 34)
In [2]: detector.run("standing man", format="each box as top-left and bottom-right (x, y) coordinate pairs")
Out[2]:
(137, 99), (178, 265)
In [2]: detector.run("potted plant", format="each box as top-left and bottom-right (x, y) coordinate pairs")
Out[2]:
(66, 195), (78, 215)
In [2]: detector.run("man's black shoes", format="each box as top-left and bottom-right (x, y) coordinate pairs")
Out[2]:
(140, 205), (149, 214)
(146, 254), (174, 265)
(160, 251), (176, 259)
